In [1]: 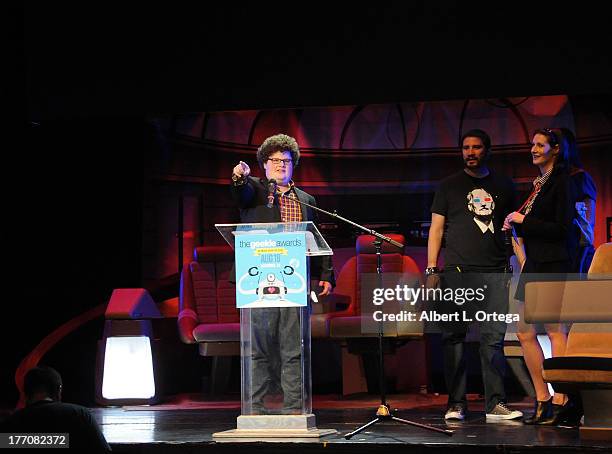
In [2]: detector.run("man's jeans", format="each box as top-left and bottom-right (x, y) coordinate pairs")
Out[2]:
(439, 270), (509, 413)
(250, 307), (303, 412)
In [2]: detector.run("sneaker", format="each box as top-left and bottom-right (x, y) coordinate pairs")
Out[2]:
(486, 402), (523, 421)
(445, 404), (466, 420)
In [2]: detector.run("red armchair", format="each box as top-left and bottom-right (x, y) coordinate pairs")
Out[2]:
(178, 245), (239, 394)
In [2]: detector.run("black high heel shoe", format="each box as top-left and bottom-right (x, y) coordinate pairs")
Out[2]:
(562, 398), (583, 427)
(540, 398), (582, 426)
(524, 397), (553, 425)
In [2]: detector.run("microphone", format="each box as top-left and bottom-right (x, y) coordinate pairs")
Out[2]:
(266, 179), (277, 208)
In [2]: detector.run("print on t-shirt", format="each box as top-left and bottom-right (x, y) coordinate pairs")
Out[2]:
(467, 188), (495, 234)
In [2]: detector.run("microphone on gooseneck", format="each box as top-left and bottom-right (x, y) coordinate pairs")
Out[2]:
(266, 179), (277, 208)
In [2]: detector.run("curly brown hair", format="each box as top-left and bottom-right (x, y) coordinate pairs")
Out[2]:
(256, 134), (300, 169)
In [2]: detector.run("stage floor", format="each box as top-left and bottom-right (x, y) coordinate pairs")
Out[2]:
(93, 393), (612, 453)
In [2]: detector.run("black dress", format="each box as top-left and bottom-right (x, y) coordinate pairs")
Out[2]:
(515, 166), (578, 302)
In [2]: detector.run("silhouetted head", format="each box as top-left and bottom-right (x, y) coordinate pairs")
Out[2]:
(24, 366), (63, 404)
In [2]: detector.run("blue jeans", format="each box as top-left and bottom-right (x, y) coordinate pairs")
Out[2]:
(440, 270), (509, 413)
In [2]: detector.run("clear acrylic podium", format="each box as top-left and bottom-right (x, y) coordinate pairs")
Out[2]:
(212, 222), (337, 438)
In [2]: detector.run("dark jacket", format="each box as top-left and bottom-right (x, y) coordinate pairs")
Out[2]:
(0, 401), (111, 453)
(519, 166), (578, 264)
(230, 176), (335, 285)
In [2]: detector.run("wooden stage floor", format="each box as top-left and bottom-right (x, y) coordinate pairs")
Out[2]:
(93, 393), (612, 453)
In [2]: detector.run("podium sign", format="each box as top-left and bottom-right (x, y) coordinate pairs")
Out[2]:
(235, 232), (308, 308)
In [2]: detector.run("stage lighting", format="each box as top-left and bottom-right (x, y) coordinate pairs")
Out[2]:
(95, 288), (162, 406)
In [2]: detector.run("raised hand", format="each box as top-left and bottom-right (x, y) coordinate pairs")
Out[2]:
(232, 161), (250, 179)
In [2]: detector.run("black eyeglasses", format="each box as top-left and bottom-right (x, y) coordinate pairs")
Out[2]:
(268, 158), (292, 166)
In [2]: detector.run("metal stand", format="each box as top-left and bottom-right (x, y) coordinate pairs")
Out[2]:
(281, 193), (453, 438)
(344, 240), (453, 439)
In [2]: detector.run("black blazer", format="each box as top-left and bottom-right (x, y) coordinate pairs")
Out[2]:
(519, 167), (578, 264)
(229, 176), (335, 285)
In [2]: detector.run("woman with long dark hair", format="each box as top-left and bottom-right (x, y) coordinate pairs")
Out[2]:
(559, 128), (597, 274)
(503, 128), (579, 425)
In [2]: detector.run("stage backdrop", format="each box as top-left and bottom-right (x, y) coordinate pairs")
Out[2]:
(144, 94), (612, 280)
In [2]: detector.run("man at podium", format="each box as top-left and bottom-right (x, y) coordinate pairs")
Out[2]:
(230, 133), (335, 414)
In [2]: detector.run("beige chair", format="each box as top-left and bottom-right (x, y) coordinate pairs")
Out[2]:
(525, 242), (612, 440)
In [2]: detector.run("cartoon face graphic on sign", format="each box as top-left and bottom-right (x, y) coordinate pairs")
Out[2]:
(467, 188), (495, 233)
(237, 265), (306, 306)
(257, 273), (288, 300)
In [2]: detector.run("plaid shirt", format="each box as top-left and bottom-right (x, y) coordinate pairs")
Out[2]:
(519, 167), (554, 215)
(278, 182), (302, 223)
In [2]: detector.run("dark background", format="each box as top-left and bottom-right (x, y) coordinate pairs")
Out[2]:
(4, 4), (611, 407)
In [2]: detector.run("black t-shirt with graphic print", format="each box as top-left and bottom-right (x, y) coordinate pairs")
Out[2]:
(431, 170), (516, 269)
